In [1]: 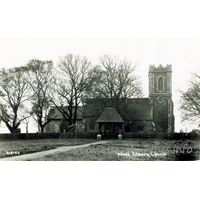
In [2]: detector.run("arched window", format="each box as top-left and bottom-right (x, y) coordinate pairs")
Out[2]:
(158, 77), (163, 91)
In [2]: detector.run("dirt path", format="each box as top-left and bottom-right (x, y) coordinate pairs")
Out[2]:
(0, 141), (108, 161)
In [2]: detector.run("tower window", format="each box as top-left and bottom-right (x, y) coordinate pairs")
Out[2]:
(158, 77), (163, 91)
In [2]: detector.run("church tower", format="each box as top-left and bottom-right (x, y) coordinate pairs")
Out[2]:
(149, 64), (174, 133)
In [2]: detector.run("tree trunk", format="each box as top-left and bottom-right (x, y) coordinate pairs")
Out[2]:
(26, 123), (28, 133)
(10, 127), (19, 134)
(5, 121), (20, 133)
(74, 94), (78, 124)
(41, 126), (44, 133)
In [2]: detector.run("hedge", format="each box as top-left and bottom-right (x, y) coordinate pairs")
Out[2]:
(0, 131), (199, 140)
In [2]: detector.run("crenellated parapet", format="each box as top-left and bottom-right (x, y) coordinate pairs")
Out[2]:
(149, 64), (172, 73)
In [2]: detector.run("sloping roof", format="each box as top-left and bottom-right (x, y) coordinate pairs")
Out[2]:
(48, 98), (152, 121)
(125, 98), (152, 120)
(82, 98), (107, 117)
(48, 106), (83, 120)
(96, 107), (124, 123)
(83, 98), (152, 121)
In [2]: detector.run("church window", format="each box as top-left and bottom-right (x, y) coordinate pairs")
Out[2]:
(158, 77), (163, 91)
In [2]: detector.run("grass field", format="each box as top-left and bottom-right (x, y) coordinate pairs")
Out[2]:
(0, 138), (97, 159)
(11, 138), (199, 161)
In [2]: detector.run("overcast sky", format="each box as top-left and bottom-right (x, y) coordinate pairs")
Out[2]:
(0, 38), (200, 132)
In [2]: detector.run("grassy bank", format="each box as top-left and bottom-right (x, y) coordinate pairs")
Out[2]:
(0, 138), (97, 158)
(27, 139), (199, 161)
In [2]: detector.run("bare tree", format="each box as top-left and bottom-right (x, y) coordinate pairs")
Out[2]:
(179, 72), (200, 126)
(22, 110), (33, 133)
(25, 59), (55, 133)
(88, 55), (142, 99)
(84, 55), (143, 119)
(51, 54), (93, 127)
(0, 67), (31, 133)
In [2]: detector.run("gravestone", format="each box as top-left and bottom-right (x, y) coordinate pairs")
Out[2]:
(97, 134), (102, 140)
(118, 134), (122, 140)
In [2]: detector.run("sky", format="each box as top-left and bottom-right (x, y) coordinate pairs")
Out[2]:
(0, 38), (200, 133)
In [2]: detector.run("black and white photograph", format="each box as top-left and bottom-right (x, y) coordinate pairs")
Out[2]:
(0, 0), (199, 200)
(0, 38), (199, 161)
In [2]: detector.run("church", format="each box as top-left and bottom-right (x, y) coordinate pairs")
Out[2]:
(46, 64), (175, 135)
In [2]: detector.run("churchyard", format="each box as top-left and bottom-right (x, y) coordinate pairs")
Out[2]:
(0, 138), (199, 161)
(0, 138), (96, 159)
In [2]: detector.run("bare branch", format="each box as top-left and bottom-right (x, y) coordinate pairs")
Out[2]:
(0, 67), (32, 133)
(179, 72), (200, 125)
